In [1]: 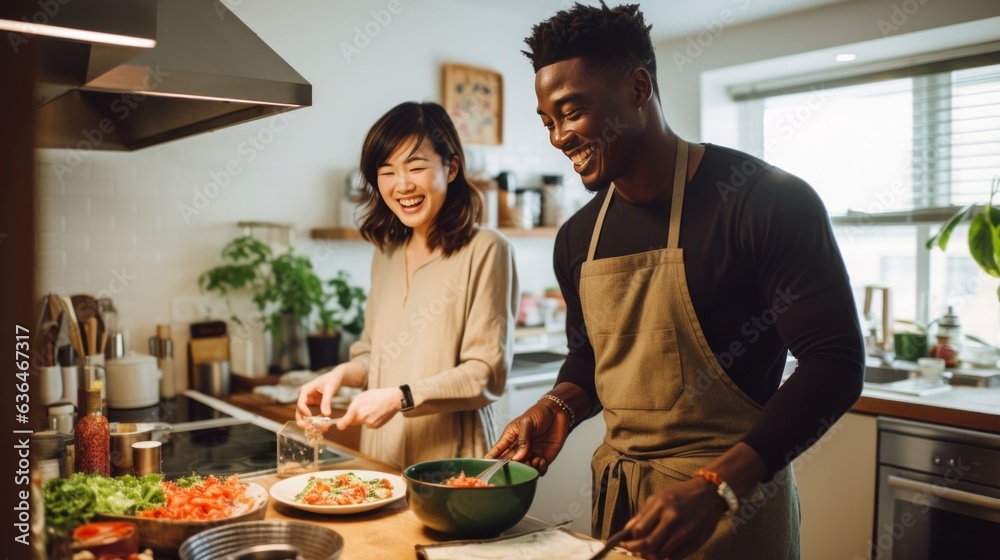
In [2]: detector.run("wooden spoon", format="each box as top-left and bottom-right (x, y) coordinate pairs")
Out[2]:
(86, 316), (97, 357)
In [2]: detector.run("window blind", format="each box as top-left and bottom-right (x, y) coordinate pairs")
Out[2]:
(732, 52), (1000, 221)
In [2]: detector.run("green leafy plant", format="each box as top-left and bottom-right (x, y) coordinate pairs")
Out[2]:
(198, 235), (365, 348)
(927, 176), (1000, 299)
(315, 271), (366, 337)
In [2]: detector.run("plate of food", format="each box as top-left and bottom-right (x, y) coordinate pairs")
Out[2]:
(269, 469), (406, 514)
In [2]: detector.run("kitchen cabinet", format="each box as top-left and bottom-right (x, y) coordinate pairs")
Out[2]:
(793, 411), (878, 560)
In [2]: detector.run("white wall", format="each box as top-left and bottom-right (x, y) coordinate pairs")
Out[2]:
(36, 0), (580, 377)
(653, 0), (1000, 140)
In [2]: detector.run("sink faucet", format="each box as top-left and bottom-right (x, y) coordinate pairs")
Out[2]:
(863, 285), (893, 365)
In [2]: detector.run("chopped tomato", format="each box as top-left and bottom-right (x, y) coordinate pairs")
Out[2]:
(137, 474), (255, 521)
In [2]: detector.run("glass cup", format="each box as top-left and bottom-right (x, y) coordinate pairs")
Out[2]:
(917, 357), (946, 378)
(277, 420), (342, 477)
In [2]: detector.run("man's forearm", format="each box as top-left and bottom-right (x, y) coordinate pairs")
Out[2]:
(544, 381), (593, 427)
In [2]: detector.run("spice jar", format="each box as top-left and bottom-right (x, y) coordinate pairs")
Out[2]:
(75, 388), (110, 476)
(929, 306), (962, 368)
(929, 335), (960, 367)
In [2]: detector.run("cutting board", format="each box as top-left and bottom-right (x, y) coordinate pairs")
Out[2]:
(187, 336), (230, 387)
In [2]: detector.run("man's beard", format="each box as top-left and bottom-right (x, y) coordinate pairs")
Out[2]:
(582, 179), (611, 193)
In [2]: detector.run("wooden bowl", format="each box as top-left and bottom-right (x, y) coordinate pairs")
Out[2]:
(97, 482), (268, 555)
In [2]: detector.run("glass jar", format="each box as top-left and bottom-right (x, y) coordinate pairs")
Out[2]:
(929, 335), (960, 367)
(75, 388), (110, 476)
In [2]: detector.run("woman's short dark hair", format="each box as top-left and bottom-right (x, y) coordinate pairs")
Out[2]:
(357, 101), (483, 257)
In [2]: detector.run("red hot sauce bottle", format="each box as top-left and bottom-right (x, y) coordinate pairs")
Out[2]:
(74, 388), (110, 476)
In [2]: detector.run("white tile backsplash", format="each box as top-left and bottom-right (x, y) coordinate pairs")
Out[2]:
(39, 232), (88, 251)
(39, 195), (90, 216)
(90, 233), (137, 251)
(37, 215), (65, 233)
(37, 251), (66, 269)
(67, 216), (114, 232)
(67, 179), (114, 197)
(89, 197), (136, 216)
(67, 250), (115, 269)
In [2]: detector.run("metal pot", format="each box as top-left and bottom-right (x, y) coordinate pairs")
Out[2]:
(110, 422), (170, 476)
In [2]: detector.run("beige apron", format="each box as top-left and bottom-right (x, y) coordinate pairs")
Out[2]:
(580, 141), (800, 559)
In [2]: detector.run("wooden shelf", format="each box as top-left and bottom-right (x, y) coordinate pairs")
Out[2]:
(310, 227), (365, 241)
(310, 226), (558, 240)
(499, 226), (559, 238)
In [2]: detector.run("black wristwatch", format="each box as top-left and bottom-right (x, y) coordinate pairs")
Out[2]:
(399, 384), (415, 412)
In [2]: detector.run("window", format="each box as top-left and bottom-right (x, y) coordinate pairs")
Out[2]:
(727, 53), (1000, 343)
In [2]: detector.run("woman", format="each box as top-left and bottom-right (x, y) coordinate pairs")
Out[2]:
(296, 101), (519, 470)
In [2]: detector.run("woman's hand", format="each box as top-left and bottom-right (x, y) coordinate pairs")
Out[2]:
(295, 362), (368, 428)
(335, 387), (405, 429)
(295, 364), (349, 428)
(486, 398), (571, 475)
(619, 477), (728, 560)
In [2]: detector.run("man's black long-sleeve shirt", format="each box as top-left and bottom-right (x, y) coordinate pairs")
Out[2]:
(554, 143), (866, 478)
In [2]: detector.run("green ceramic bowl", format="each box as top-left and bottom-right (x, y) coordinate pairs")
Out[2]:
(403, 458), (538, 538)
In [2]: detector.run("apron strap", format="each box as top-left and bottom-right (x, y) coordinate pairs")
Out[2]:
(586, 186), (616, 262)
(595, 453), (642, 540)
(586, 138), (689, 261)
(666, 140), (688, 250)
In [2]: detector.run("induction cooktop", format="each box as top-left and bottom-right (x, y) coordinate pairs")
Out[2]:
(108, 394), (354, 480)
(106, 394), (233, 425)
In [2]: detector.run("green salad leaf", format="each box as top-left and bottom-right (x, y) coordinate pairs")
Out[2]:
(43, 472), (166, 529)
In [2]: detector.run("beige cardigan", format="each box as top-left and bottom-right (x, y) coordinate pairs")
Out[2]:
(349, 228), (519, 470)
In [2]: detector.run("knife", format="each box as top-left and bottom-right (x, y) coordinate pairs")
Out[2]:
(588, 527), (631, 560)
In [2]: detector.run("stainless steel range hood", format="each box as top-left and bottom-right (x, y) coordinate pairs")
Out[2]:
(33, 0), (311, 151)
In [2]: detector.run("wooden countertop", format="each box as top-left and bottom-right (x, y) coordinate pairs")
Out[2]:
(247, 473), (558, 559)
(245, 446), (582, 559)
(852, 385), (1000, 433)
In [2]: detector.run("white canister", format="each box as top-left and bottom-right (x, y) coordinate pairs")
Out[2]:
(105, 353), (161, 409)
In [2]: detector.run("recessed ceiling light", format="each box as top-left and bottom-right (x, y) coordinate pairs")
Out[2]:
(835, 53), (857, 62)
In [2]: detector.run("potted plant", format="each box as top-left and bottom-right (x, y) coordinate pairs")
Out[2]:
(307, 271), (366, 371)
(198, 236), (323, 372)
(926, 176), (1000, 299)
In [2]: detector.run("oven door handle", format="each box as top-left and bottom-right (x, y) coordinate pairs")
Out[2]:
(888, 475), (1000, 511)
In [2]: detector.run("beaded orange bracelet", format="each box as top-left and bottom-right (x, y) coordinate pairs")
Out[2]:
(694, 469), (739, 514)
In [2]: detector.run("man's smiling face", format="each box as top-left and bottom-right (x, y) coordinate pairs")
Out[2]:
(534, 57), (641, 192)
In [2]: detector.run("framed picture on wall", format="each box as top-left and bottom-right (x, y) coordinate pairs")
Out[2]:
(441, 63), (503, 145)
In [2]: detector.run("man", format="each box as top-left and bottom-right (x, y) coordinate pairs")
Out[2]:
(487, 3), (865, 559)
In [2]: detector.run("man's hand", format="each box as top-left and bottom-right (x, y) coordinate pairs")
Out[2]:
(620, 476), (728, 560)
(486, 398), (571, 475)
(335, 387), (404, 429)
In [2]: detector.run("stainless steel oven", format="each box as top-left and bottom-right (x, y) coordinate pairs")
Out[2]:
(874, 417), (1000, 559)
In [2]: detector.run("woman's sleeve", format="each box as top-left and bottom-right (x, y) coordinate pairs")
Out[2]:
(348, 253), (379, 389)
(407, 235), (519, 416)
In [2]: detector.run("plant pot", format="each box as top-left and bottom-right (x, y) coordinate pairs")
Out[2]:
(307, 333), (341, 371)
(269, 313), (308, 373)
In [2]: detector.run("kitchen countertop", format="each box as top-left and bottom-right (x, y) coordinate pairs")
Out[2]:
(246, 455), (585, 559)
(853, 384), (1000, 433)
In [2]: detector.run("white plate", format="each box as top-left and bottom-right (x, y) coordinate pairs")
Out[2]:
(269, 469), (406, 514)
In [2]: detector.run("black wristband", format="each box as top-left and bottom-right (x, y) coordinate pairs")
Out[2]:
(399, 384), (414, 412)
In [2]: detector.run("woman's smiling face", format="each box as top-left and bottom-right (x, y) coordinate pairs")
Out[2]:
(377, 135), (458, 237)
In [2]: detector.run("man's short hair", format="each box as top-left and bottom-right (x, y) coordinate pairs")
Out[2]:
(523, 2), (658, 97)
